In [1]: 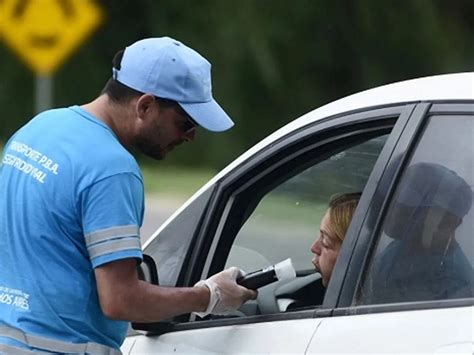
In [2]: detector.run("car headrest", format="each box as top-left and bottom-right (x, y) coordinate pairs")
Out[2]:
(384, 162), (472, 242)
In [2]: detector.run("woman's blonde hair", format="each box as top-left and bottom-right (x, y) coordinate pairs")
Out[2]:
(328, 192), (361, 242)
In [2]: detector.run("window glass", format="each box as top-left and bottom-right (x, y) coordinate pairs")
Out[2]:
(225, 135), (389, 273)
(145, 186), (214, 286)
(357, 115), (473, 305)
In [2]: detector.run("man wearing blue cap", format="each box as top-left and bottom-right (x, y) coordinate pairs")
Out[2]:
(0, 37), (256, 354)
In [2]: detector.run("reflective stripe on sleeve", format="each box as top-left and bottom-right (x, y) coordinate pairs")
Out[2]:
(0, 325), (121, 354)
(85, 225), (140, 247)
(0, 343), (49, 355)
(87, 236), (141, 260)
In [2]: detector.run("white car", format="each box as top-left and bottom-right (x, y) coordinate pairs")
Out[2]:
(122, 72), (474, 354)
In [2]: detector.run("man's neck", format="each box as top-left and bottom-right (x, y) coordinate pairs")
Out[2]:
(81, 95), (134, 149)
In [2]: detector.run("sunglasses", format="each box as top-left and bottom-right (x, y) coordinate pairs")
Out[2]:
(174, 106), (197, 134)
(177, 113), (197, 134)
(153, 96), (198, 134)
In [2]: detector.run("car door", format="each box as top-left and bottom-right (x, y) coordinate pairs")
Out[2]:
(307, 102), (474, 354)
(123, 103), (419, 354)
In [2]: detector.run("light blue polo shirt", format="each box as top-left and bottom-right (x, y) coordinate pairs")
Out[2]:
(0, 106), (144, 352)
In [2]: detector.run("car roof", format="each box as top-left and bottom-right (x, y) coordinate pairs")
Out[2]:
(218, 72), (473, 175)
(145, 72), (474, 246)
(211, 72), (473, 183)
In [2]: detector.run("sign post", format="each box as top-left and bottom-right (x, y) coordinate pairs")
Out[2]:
(0, 0), (103, 113)
(35, 75), (53, 114)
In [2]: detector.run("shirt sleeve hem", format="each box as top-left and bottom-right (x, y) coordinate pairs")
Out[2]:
(92, 250), (143, 268)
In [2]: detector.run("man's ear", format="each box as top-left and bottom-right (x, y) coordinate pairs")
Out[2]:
(135, 94), (156, 119)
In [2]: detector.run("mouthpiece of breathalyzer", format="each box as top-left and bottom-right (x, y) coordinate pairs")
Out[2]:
(236, 258), (296, 290)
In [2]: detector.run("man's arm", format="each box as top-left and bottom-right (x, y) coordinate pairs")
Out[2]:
(94, 259), (255, 322)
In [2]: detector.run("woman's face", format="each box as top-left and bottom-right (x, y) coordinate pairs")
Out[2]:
(310, 209), (342, 287)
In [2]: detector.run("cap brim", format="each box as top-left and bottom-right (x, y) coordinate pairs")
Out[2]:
(179, 99), (234, 132)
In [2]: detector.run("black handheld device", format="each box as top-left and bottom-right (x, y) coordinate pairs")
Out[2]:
(236, 258), (296, 290)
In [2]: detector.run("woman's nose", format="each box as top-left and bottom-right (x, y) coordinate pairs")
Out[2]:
(311, 237), (321, 255)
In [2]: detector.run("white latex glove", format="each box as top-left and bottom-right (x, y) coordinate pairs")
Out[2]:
(194, 267), (257, 317)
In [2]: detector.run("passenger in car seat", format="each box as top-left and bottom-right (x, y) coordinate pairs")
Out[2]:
(368, 162), (473, 303)
(310, 192), (362, 287)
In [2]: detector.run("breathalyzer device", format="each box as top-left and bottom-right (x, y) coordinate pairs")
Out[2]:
(237, 258), (296, 290)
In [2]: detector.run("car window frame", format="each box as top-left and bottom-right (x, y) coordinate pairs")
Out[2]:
(205, 128), (393, 278)
(334, 101), (474, 316)
(170, 104), (420, 328)
(133, 101), (474, 336)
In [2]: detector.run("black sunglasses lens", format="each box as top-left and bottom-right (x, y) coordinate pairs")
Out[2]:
(182, 118), (197, 133)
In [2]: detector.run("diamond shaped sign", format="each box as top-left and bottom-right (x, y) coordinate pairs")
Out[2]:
(0, 1), (6, 41)
(0, 0), (104, 75)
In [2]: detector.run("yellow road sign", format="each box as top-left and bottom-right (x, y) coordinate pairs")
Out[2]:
(0, 0), (104, 75)
(0, 1), (4, 40)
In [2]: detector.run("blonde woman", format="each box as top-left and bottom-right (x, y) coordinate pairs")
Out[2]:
(311, 193), (361, 287)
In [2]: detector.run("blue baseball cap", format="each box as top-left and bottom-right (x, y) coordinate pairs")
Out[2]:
(113, 37), (234, 132)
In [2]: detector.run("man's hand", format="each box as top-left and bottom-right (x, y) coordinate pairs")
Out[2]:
(194, 267), (258, 317)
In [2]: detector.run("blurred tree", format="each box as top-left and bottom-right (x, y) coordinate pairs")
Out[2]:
(0, 0), (472, 169)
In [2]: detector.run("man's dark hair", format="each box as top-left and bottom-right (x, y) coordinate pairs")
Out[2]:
(101, 78), (142, 103)
(101, 50), (141, 103)
(101, 49), (180, 111)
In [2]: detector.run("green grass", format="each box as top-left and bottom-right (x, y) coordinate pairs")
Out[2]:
(141, 165), (217, 197)
(254, 194), (328, 224)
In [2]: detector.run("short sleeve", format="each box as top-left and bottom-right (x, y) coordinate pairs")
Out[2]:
(80, 173), (144, 268)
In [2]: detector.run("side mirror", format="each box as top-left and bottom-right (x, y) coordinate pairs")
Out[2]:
(133, 254), (177, 334)
(137, 254), (159, 285)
